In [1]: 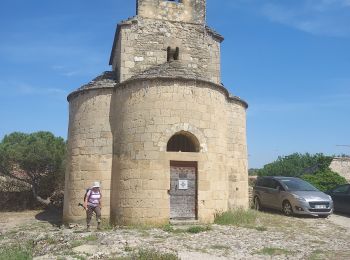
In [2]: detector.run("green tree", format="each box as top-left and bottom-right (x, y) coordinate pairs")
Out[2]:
(0, 132), (66, 206)
(302, 170), (347, 192)
(257, 153), (348, 192)
(257, 153), (333, 177)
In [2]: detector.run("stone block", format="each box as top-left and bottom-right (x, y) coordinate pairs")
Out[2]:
(198, 180), (210, 191)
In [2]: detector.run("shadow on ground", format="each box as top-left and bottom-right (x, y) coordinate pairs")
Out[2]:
(333, 212), (350, 218)
(35, 208), (63, 227)
(258, 208), (325, 219)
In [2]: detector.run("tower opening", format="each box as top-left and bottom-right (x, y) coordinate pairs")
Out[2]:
(167, 131), (200, 152)
(167, 47), (180, 62)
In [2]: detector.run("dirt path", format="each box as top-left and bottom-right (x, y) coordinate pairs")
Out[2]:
(0, 211), (41, 233)
(0, 210), (62, 234)
(328, 213), (350, 230)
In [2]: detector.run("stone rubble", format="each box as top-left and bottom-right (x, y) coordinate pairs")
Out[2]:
(1, 211), (350, 259)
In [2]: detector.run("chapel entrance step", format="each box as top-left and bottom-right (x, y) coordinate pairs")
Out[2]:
(170, 219), (200, 226)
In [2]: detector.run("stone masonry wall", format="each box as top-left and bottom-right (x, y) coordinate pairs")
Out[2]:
(63, 89), (113, 222)
(112, 18), (221, 85)
(109, 78), (247, 225)
(226, 102), (249, 209)
(330, 157), (350, 182)
(137, 0), (206, 24)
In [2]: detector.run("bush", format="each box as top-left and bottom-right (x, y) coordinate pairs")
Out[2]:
(302, 170), (348, 191)
(0, 191), (39, 211)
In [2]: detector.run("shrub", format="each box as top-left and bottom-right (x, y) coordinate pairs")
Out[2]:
(162, 225), (183, 234)
(0, 191), (39, 211)
(162, 224), (174, 232)
(302, 170), (348, 191)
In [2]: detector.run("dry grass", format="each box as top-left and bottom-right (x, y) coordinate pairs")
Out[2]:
(255, 247), (294, 256)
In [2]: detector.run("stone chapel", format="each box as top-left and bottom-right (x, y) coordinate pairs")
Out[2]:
(63, 0), (249, 225)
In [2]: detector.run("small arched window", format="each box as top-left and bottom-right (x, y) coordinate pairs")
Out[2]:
(167, 131), (199, 152)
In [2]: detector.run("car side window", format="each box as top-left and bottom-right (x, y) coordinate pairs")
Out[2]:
(255, 178), (262, 187)
(261, 178), (269, 188)
(265, 179), (279, 189)
(272, 180), (284, 190)
(333, 185), (349, 194)
(276, 182), (285, 191)
(256, 178), (267, 187)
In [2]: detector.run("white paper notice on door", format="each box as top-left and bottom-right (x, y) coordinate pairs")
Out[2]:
(178, 180), (188, 190)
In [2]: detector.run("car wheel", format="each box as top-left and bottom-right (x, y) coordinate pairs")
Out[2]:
(254, 197), (261, 211)
(282, 201), (293, 216)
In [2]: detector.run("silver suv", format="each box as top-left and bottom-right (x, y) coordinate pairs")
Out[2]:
(253, 176), (333, 217)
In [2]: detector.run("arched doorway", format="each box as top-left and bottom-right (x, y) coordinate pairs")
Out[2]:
(167, 131), (199, 220)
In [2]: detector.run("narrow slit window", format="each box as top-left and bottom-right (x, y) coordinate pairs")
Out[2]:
(167, 47), (180, 62)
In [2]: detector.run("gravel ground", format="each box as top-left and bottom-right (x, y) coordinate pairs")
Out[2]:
(0, 210), (350, 260)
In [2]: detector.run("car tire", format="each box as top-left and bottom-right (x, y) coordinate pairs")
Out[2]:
(254, 197), (262, 211)
(282, 201), (293, 216)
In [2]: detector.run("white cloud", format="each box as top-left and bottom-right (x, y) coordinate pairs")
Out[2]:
(262, 1), (350, 36)
(230, 0), (350, 37)
(51, 65), (85, 77)
(0, 80), (68, 97)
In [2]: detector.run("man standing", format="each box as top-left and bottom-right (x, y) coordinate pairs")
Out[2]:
(84, 181), (102, 231)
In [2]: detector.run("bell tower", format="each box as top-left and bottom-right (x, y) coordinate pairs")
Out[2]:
(110, 0), (221, 84)
(137, 0), (206, 24)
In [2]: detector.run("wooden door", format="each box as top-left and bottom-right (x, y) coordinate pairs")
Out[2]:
(170, 161), (197, 220)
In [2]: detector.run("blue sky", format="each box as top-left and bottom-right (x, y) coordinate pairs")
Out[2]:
(0, 0), (349, 168)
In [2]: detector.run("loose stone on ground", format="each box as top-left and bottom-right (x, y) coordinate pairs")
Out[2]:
(1, 210), (349, 260)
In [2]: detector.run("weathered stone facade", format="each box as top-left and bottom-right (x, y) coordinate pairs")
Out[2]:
(110, 12), (222, 84)
(330, 157), (350, 182)
(63, 0), (248, 225)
